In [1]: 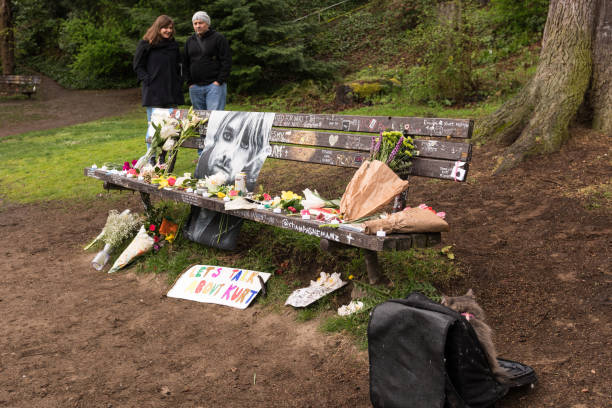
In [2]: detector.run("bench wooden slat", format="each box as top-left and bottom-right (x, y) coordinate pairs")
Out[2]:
(270, 113), (474, 138)
(269, 129), (471, 160)
(270, 128), (371, 151)
(180, 135), (470, 162)
(85, 168), (439, 251)
(193, 110), (473, 139)
(268, 145), (366, 167)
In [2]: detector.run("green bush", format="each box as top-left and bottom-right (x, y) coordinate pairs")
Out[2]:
(59, 14), (133, 88)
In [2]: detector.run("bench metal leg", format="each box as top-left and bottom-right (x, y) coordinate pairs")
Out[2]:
(362, 249), (382, 284)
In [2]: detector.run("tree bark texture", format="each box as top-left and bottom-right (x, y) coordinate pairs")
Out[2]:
(590, 0), (612, 133)
(0, 0), (14, 75)
(475, 0), (608, 174)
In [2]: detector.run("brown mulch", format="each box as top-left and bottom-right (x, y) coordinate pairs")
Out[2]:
(0, 76), (610, 407)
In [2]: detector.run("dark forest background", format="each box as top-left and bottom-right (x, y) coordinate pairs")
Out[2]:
(6, 0), (549, 105)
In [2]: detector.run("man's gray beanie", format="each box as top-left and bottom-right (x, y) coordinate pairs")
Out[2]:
(192, 11), (211, 25)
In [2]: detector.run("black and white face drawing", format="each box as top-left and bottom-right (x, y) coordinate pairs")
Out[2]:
(195, 111), (275, 191)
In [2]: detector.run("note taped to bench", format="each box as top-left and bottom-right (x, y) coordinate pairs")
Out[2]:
(167, 265), (271, 309)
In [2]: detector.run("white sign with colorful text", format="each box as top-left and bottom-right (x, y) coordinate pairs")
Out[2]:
(167, 265), (271, 309)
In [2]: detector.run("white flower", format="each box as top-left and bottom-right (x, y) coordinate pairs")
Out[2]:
(204, 173), (228, 192)
(162, 138), (176, 151)
(301, 188), (326, 209)
(160, 123), (179, 140)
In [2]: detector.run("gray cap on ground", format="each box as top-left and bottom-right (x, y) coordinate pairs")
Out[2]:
(192, 11), (211, 25)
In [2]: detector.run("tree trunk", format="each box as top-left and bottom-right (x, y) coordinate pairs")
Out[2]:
(475, 0), (610, 174)
(590, 0), (612, 132)
(0, 0), (15, 75)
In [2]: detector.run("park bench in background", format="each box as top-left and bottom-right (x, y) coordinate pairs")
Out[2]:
(0, 75), (41, 98)
(85, 110), (473, 283)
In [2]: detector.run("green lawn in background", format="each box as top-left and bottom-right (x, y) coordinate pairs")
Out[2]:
(0, 109), (202, 203)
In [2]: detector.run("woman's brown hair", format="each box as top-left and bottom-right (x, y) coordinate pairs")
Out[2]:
(143, 15), (175, 45)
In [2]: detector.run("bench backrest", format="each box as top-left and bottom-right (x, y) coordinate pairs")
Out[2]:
(0, 75), (41, 86)
(176, 110), (473, 182)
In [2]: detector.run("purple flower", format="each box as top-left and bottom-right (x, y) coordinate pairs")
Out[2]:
(387, 136), (404, 164)
(371, 131), (383, 157)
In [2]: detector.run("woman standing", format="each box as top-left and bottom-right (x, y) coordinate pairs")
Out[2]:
(133, 15), (184, 151)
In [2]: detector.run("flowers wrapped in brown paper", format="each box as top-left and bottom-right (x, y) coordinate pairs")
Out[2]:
(363, 207), (450, 235)
(340, 160), (409, 222)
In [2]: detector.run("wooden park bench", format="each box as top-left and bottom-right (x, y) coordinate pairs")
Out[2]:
(84, 110), (473, 284)
(0, 75), (41, 98)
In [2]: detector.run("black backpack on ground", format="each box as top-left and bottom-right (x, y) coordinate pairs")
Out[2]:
(368, 292), (536, 408)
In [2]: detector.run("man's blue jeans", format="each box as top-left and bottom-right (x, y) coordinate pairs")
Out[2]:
(189, 83), (227, 155)
(189, 83), (227, 111)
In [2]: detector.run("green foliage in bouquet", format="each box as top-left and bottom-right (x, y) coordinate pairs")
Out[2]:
(369, 130), (416, 178)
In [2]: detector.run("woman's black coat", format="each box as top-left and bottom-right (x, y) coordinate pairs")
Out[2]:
(133, 38), (184, 107)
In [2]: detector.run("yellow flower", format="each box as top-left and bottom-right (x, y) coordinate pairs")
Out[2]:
(348, 275), (354, 280)
(217, 192), (226, 198)
(165, 233), (175, 243)
(281, 191), (301, 201)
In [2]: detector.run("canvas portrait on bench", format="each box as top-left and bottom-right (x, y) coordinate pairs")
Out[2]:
(184, 110), (275, 250)
(195, 110), (275, 190)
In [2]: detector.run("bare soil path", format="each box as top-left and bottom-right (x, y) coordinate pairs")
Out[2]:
(0, 77), (610, 407)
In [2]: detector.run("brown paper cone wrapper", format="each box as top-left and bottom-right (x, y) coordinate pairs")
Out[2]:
(363, 208), (450, 235)
(340, 160), (409, 222)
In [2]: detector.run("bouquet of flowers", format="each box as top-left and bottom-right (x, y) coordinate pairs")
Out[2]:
(340, 129), (416, 222)
(135, 107), (207, 174)
(107, 226), (155, 273)
(369, 130), (415, 178)
(85, 209), (142, 270)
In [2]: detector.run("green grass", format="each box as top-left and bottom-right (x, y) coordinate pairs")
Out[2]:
(0, 109), (204, 203)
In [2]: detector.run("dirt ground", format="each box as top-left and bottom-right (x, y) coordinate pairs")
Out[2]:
(1, 76), (610, 407)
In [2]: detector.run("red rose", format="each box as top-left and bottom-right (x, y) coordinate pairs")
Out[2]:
(167, 177), (176, 186)
(149, 224), (156, 232)
(288, 206), (297, 213)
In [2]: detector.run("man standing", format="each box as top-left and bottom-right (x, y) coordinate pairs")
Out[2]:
(185, 11), (231, 113)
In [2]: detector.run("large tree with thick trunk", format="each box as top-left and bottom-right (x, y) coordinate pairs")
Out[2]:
(475, 0), (611, 173)
(0, 0), (14, 74)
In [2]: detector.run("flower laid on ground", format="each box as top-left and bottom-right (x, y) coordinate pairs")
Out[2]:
(85, 209), (143, 271)
(144, 205), (180, 252)
(108, 226), (154, 273)
(369, 130), (416, 177)
(84, 209), (142, 250)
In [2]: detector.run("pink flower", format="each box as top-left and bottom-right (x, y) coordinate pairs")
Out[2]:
(127, 168), (138, 175)
(167, 177), (176, 186)
(149, 224), (156, 232)
(263, 193), (272, 201)
(436, 212), (446, 219)
(229, 190), (238, 196)
(131, 159), (138, 166)
(153, 244), (160, 251)
(122, 162), (130, 170)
